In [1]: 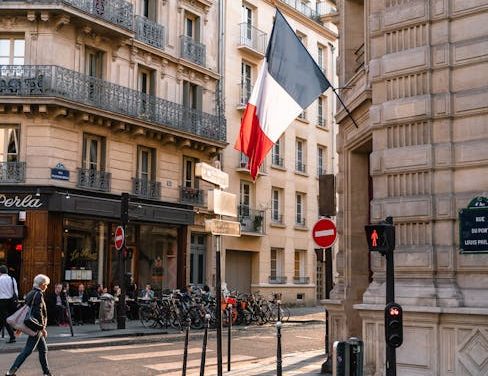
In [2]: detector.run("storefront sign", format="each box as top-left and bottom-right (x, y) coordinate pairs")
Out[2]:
(0, 225), (25, 238)
(51, 163), (70, 181)
(459, 196), (488, 253)
(0, 194), (44, 209)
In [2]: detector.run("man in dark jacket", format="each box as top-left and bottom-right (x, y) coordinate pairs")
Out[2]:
(0, 265), (18, 343)
(5, 274), (53, 376)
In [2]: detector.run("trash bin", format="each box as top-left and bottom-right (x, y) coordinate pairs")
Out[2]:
(99, 293), (117, 330)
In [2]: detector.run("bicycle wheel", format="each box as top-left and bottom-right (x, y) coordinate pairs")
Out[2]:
(139, 306), (157, 328)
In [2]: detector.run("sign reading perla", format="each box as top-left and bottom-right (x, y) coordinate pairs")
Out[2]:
(0, 194), (43, 209)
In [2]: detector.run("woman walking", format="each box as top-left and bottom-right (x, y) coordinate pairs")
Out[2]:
(5, 274), (53, 376)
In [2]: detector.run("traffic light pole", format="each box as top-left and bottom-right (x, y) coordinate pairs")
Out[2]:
(385, 227), (396, 376)
(215, 233), (223, 376)
(117, 193), (129, 330)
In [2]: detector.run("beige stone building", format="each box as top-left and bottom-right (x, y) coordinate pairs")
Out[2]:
(221, 0), (338, 305)
(328, 0), (488, 374)
(0, 0), (226, 294)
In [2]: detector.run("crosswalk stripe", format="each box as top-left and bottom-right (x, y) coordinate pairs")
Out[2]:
(101, 347), (208, 361)
(63, 342), (171, 353)
(146, 354), (256, 371)
(158, 359), (260, 376)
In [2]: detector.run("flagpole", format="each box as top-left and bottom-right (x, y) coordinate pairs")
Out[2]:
(331, 87), (359, 128)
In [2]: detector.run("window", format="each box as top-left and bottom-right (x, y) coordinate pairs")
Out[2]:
(317, 146), (326, 176)
(0, 126), (20, 162)
(240, 181), (251, 217)
(296, 138), (306, 173)
(85, 47), (103, 78)
(296, 31), (307, 48)
(183, 81), (202, 111)
(296, 192), (305, 226)
(185, 13), (201, 42)
(294, 250), (306, 278)
(242, 4), (253, 40)
(138, 67), (156, 95)
(82, 134), (105, 171)
(271, 188), (283, 224)
(270, 248), (284, 282)
(317, 97), (325, 127)
(190, 233), (206, 286)
(137, 146), (155, 181)
(241, 61), (252, 105)
(183, 157), (196, 188)
(272, 137), (283, 167)
(317, 45), (324, 68)
(141, 0), (157, 20)
(0, 37), (24, 65)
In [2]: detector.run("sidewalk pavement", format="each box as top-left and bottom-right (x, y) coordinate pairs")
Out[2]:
(0, 305), (326, 354)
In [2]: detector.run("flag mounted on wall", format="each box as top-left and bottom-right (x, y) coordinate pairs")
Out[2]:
(235, 9), (331, 180)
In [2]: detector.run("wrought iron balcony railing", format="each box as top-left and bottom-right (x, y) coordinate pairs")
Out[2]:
(132, 177), (161, 200)
(180, 35), (206, 67)
(280, 0), (317, 20)
(14, 0), (134, 30)
(317, 116), (326, 128)
(238, 23), (267, 55)
(293, 276), (310, 284)
(238, 82), (252, 108)
(77, 168), (111, 192)
(0, 65), (226, 142)
(238, 205), (265, 234)
(316, 2), (337, 17)
(135, 15), (165, 49)
(0, 161), (26, 183)
(295, 161), (306, 173)
(269, 276), (287, 284)
(271, 214), (284, 225)
(271, 154), (284, 168)
(180, 186), (205, 206)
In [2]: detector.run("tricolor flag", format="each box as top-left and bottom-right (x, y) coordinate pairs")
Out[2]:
(235, 9), (331, 179)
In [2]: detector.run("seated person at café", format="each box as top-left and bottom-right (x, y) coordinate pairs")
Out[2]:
(112, 284), (121, 298)
(47, 283), (68, 326)
(139, 284), (155, 300)
(71, 283), (90, 324)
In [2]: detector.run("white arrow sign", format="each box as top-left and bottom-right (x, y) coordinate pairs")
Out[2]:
(315, 229), (335, 237)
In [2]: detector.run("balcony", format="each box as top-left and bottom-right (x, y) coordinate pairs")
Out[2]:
(237, 154), (266, 175)
(317, 116), (326, 128)
(280, 0), (317, 20)
(0, 162), (25, 183)
(237, 82), (252, 109)
(132, 177), (161, 200)
(293, 276), (310, 284)
(135, 15), (165, 50)
(271, 154), (284, 168)
(269, 276), (287, 284)
(316, 2), (338, 22)
(0, 65), (226, 143)
(180, 35), (206, 67)
(180, 186), (205, 206)
(77, 168), (111, 192)
(237, 23), (267, 57)
(271, 214), (284, 225)
(295, 161), (306, 174)
(238, 206), (265, 235)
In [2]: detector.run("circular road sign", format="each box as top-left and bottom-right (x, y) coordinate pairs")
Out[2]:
(114, 225), (125, 251)
(312, 218), (337, 248)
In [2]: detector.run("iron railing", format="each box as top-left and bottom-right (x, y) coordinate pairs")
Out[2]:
(293, 276), (310, 284)
(271, 154), (284, 168)
(354, 43), (365, 73)
(271, 214), (284, 225)
(269, 276), (287, 284)
(280, 0), (317, 19)
(180, 35), (206, 67)
(77, 168), (111, 192)
(317, 116), (326, 128)
(180, 186), (205, 206)
(135, 15), (165, 49)
(238, 205), (265, 234)
(132, 177), (161, 200)
(0, 65), (226, 142)
(238, 23), (267, 55)
(238, 153), (266, 173)
(0, 162), (26, 183)
(238, 82), (252, 108)
(295, 217), (306, 227)
(316, 2), (337, 17)
(296, 161), (306, 173)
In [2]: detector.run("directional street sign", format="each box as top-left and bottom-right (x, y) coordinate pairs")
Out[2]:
(195, 162), (229, 189)
(312, 218), (337, 248)
(205, 219), (241, 237)
(114, 225), (125, 251)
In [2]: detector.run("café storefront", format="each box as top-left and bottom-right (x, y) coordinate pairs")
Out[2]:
(0, 187), (193, 296)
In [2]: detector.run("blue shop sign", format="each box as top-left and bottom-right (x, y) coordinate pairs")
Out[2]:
(51, 163), (70, 181)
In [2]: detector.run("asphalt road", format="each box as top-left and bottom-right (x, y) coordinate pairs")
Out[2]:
(0, 323), (326, 375)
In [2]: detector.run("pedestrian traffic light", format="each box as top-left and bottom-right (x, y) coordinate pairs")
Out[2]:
(385, 302), (403, 348)
(364, 224), (395, 254)
(121, 192), (130, 225)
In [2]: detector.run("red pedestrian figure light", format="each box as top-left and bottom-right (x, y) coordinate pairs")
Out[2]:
(371, 229), (378, 247)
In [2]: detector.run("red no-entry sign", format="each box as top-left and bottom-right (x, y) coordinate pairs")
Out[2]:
(114, 225), (125, 251)
(312, 218), (337, 248)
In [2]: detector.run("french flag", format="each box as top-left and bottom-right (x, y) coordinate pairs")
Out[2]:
(235, 9), (331, 179)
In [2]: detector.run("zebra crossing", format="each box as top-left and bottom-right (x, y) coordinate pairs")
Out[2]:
(63, 342), (325, 375)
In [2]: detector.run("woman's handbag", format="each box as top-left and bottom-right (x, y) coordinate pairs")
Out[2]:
(6, 305), (38, 337)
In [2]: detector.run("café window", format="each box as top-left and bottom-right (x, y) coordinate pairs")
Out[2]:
(0, 37), (24, 65)
(0, 126), (20, 162)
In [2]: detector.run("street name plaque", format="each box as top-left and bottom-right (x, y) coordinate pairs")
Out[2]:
(459, 196), (488, 254)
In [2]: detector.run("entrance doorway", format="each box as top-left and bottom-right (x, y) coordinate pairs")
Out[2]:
(190, 233), (206, 288)
(0, 239), (22, 287)
(225, 250), (252, 293)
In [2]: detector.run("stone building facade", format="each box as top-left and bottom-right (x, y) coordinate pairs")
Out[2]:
(327, 0), (488, 374)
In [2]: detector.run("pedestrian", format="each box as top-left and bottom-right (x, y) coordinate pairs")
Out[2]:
(0, 264), (18, 344)
(5, 274), (53, 376)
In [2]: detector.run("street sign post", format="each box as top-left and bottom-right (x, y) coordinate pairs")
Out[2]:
(195, 162), (229, 189)
(312, 218), (337, 249)
(205, 219), (241, 237)
(114, 225), (125, 251)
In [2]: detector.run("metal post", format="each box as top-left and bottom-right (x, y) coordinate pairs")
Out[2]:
(182, 317), (191, 376)
(117, 193), (129, 329)
(215, 234), (223, 376)
(277, 300), (281, 322)
(63, 290), (74, 337)
(321, 307), (332, 374)
(276, 321), (283, 376)
(227, 304), (232, 371)
(200, 314), (211, 376)
(386, 250), (396, 376)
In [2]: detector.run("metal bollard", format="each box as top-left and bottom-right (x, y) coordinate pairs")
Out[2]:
(277, 299), (282, 322)
(227, 304), (232, 372)
(200, 313), (211, 376)
(332, 337), (364, 376)
(321, 307), (332, 374)
(182, 317), (191, 376)
(276, 320), (283, 376)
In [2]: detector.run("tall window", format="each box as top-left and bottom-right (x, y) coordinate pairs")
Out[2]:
(183, 157), (196, 188)
(271, 188), (283, 223)
(272, 137), (283, 167)
(141, 0), (156, 19)
(296, 192), (305, 226)
(294, 250), (306, 278)
(296, 138), (306, 173)
(318, 97), (325, 127)
(183, 81), (202, 111)
(240, 181), (251, 217)
(241, 61), (252, 105)
(0, 126), (20, 162)
(317, 45), (324, 68)
(82, 134), (105, 171)
(138, 67), (155, 95)
(317, 146), (326, 176)
(270, 248), (284, 281)
(242, 4), (253, 40)
(190, 233), (206, 286)
(85, 47), (103, 78)
(137, 146), (155, 181)
(185, 13), (201, 42)
(0, 37), (24, 65)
